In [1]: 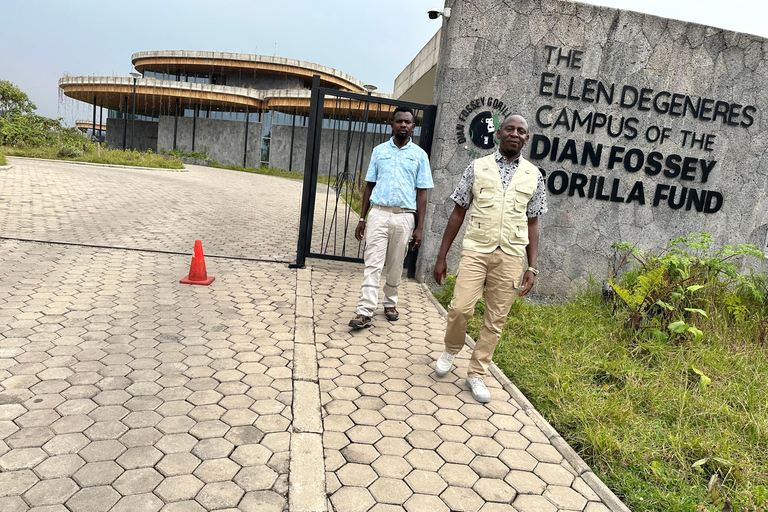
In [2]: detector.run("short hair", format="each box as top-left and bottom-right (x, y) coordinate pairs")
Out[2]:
(392, 105), (415, 121)
(501, 113), (527, 126)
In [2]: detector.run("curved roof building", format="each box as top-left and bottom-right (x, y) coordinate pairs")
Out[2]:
(59, 50), (396, 167)
(59, 50), (382, 120)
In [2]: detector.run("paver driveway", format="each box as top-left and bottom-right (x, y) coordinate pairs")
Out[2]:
(0, 158), (625, 512)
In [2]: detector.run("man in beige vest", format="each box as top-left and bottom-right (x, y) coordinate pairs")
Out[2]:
(433, 114), (548, 403)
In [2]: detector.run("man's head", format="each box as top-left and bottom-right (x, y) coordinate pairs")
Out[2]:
(391, 106), (416, 143)
(496, 114), (529, 160)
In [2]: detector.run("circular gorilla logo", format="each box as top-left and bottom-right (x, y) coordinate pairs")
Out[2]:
(469, 111), (498, 150)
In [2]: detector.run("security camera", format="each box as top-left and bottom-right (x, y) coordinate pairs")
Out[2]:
(428, 7), (450, 20)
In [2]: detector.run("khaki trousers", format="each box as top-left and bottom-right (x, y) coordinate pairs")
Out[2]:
(444, 248), (524, 377)
(356, 206), (415, 317)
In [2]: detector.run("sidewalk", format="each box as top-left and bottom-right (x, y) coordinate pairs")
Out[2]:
(0, 158), (627, 511)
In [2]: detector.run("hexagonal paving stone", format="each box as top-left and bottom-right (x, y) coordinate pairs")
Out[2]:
(196, 481), (245, 509)
(231, 444), (272, 466)
(341, 443), (380, 465)
(0, 496), (27, 512)
(156, 433), (198, 454)
(111, 493), (164, 512)
(73, 460), (124, 487)
(504, 470), (547, 495)
(239, 490), (286, 512)
(499, 449), (538, 472)
(405, 448), (444, 471)
(404, 493), (450, 512)
(192, 438), (235, 460)
(406, 430), (442, 450)
(116, 446), (163, 469)
(330, 486), (376, 512)
(156, 452), (202, 476)
(0, 469), (39, 497)
(374, 437), (411, 457)
(119, 427), (163, 448)
(79, 439), (126, 462)
(544, 485), (588, 510)
(34, 453), (85, 478)
(534, 462), (575, 486)
(154, 474), (205, 502)
(371, 455), (413, 479)
(405, 469), (448, 495)
(193, 458), (241, 483)
(0, 447), (47, 470)
(439, 463), (480, 488)
(337, 462), (378, 486)
(66, 486), (121, 512)
(513, 494), (557, 512)
(441, 486), (484, 512)
(234, 463), (278, 491)
(24, 477), (79, 507)
(474, 478), (517, 503)
(113, 467), (163, 495)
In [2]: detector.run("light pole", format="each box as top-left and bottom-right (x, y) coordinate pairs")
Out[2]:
(129, 72), (141, 150)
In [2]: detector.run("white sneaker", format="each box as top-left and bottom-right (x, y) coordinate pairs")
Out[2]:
(466, 377), (491, 403)
(434, 350), (456, 377)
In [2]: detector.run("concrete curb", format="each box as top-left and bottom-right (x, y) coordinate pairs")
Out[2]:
(419, 283), (631, 512)
(290, 266), (327, 512)
(5, 155), (188, 172)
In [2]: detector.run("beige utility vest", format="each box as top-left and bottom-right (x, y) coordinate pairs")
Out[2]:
(463, 154), (539, 257)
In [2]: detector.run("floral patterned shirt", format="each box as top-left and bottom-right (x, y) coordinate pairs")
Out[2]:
(449, 150), (548, 218)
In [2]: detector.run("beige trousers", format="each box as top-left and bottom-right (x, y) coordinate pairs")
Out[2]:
(444, 248), (524, 377)
(356, 206), (415, 317)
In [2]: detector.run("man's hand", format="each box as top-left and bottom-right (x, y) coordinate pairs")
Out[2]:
(433, 257), (447, 285)
(355, 221), (366, 241)
(411, 228), (423, 251)
(519, 270), (535, 297)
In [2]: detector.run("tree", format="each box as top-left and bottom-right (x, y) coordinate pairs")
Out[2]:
(0, 80), (36, 117)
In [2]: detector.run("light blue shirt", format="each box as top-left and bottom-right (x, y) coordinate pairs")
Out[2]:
(366, 137), (434, 210)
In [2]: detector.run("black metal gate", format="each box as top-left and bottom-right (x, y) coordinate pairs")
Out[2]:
(291, 75), (437, 277)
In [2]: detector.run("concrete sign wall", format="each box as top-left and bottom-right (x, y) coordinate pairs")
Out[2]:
(419, 0), (768, 295)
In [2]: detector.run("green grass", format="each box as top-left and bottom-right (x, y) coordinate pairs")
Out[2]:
(1, 145), (184, 169)
(434, 282), (768, 512)
(0, 152), (6, 166)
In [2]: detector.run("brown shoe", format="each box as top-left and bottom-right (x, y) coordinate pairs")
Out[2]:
(384, 307), (399, 321)
(349, 314), (372, 329)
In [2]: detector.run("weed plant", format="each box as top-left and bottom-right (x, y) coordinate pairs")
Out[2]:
(2, 145), (184, 169)
(434, 234), (768, 512)
(0, 152), (6, 165)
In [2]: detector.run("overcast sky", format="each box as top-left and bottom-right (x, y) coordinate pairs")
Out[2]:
(1, 0), (766, 126)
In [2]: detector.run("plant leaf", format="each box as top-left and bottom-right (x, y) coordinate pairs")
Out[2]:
(668, 321), (687, 334)
(691, 366), (711, 389)
(692, 457), (708, 468)
(684, 308), (708, 318)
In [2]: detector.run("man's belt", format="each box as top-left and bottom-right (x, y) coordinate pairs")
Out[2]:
(372, 204), (416, 214)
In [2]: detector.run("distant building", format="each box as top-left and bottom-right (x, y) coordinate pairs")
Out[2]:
(59, 50), (389, 168)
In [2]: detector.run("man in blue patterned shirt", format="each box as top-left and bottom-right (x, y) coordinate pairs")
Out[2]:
(349, 106), (434, 329)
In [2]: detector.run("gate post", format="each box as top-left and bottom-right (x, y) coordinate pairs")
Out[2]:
(406, 104), (438, 278)
(290, 75), (323, 269)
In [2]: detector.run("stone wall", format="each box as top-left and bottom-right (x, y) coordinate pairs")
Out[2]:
(270, 125), (400, 177)
(418, 0), (768, 296)
(157, 116), (263, 167)
(106, 119), (159, 152)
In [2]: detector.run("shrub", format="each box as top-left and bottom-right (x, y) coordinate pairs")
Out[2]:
(58, 145), (83, 158)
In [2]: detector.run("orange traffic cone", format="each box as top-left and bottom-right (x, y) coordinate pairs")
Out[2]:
(180, 240), (215, 285)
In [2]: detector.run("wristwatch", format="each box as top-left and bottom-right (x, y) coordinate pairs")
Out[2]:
(359, 218), (366, 223)
(526, 267), (539, 276)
